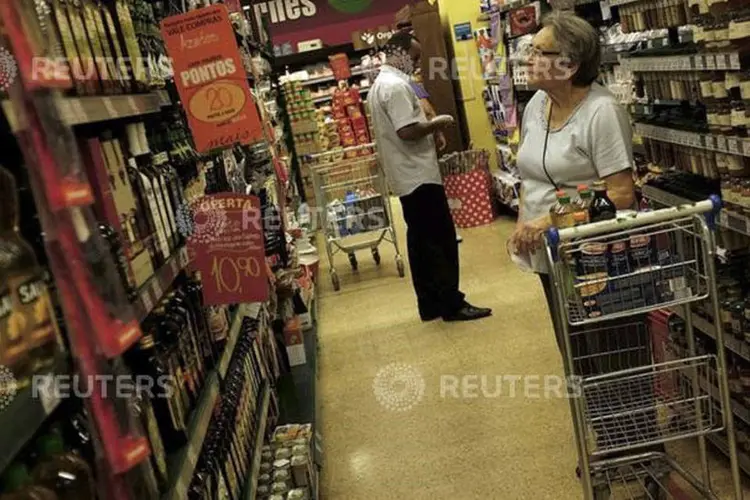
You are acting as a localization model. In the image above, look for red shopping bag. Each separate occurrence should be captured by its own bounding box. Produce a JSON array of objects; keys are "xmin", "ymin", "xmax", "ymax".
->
[{"xmin": 443, "ymin": 168, "xmax": 495, "ymax": 228}]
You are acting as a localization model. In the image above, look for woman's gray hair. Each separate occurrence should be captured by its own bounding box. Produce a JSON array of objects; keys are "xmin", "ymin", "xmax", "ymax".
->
[{"xmin": 542, "ymin": 11, "xmax": 601, "ymax": 87}]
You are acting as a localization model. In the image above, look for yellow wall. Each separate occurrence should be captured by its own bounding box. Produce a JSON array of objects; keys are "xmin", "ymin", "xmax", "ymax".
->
[{"xmin": 435, "ymin": 0, "xmax": 498, "ymax": 167}]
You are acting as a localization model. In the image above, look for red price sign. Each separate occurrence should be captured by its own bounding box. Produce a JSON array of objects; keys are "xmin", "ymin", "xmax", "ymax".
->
[
  {"xmin": 188, "ymin": 194, "xmax": 269, "ymax": 305},
  {"xmin": 161, "ymin": 5, "xmax": 263, "ymax": 152}
]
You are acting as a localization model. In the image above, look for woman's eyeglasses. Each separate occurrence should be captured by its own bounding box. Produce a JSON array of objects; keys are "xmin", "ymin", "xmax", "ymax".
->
[{"xmin": 528, "ymin": 47, "xmax": 562, "ymax": 58}]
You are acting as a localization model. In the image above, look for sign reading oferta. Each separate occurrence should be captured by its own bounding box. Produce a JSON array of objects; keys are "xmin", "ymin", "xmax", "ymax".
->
[{"xmin": 252, "ymin": 0, "xmax": 410, "ymax": 48}]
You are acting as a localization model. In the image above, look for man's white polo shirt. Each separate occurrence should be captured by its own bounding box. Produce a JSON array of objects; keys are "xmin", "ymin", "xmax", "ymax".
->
[{"xmin": 368, "ymin": 65, "xmax": 442, "ymax": 197}]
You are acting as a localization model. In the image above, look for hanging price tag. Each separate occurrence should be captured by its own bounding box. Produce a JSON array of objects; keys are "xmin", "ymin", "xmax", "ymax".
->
[
  {"xmin": 125, "ymin": 96, "xmax": 139, "ymax": 115},
  {"xmin": 716, "ymin": 135, "xmax": 728, "ymax": 152},
  {"xmin": 728, "ymin": 138, "xmax": 741, "ymax": 155},
  {"xmin": 743, "ymin": 140, "xmax": 750, "ymax": 157},
  {"xmin": 703, "ymin": 135, "xmax": 715, "ymax": 149},
  {"xmin": 35, "ymin": 373, "xmax": 61, "ymax": 415},
  {"xmin": 731, "ymin": 52, "xmax": 741, "ymax": 70},
  {"xmin": 141, "ymin": 290, "xmax": 154, "ymax": 314},
  {"xmin": 102, "ymin": 97, "xmax": 117, "ymax": 118},
  {"xmin": 720, "ymin": 210, "xmax": 729, "ymax": 228},
  {"xmin": 707, "ymin": 55, "xmax": 717, "ymax": 69},
  {"xmin": 151, "ymin": 279, "xmax": 163, "ymax": 303}
]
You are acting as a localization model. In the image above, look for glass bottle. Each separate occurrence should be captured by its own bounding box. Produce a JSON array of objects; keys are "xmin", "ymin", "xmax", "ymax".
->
[
  {"xmin": 1, "ymin": 464, "xmax": 58, "ymax": 500},
  {"xmin": 31, "ymin": 430, "xmax": 96, "ymax": 500},
  {"xmin": 588, "ymin": 181, "xmax": 617, "ymax": 222},
  {"xmin": 0, "ymin": 167, "xmax": 62, "ymax": 380}
]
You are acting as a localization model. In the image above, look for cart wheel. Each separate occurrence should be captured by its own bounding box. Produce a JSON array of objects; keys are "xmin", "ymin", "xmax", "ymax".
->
[
  {"xmin": 396, "ymin": 257, "xmax": 405, "ymax": 278},
  {"xmin": 592, "ymin": 485, "xmax": 611, "ymax": 500},
  {"xmin": 372, "ymin": 248, "xmax": 381, "ymax": 265},
  {"xmin": 331, "ymin": 272, "xmax": 340, "ymax": 291},
  {"xmin": 348, "ymin": 253, "xmax": 358, "ymax": 271},
  {"xmin": 645, "ymin": 477, "xmax": 667, "ymax": 500}
]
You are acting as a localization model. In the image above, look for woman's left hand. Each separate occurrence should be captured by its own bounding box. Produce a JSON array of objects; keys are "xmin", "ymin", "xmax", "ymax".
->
[
  {"xmin": 435, "ymin": 131, "xmax": 447, "ymax": 152},
  {"xmin": 509, "ymin": 216, "xmax": 552, "ymax": 255}
]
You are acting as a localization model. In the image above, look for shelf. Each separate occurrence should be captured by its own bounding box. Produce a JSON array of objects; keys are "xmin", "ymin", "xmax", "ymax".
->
[
  {"xmin": 642, "ymin": 184, "xmax": 750, "ymax": 238},
  {"xmin": 244, "ymin": 382, "xmax": 271, "ymax": 500},
  {"xmin": 635, "ymin": 123, "xmax": 750, "ymax": 157},
  {"xmin": 163, "ymin": 372, "xmax": 221, "ymax": 500},
  {"xmin": 609, "ymin": 0, "xmax": 644, "ymax": 5},
  {"xmin": 3, "ymin": 92, "xmax": 173, "ymax": 133},
  {"xmin": 134, "ymin": 247, "xmax": 190, "ymax": 323},
  {"xmin": 299, "ymin": 67, "xmax": 367, "ymax": 87},
  {"xmin": 706, "ymin": 433, "xmax": 750, "ymax": 477},
  {"xmin": 312, "ymin": 86, "xmax": 370, "ymax": 104},
  {"xmin": 670, "ymin": 307, "xmax": 750, "ymax": 362},
  {"xmin": 163, "ymin": 301, "xmax": 262, "ymax": 499},
  {"xmin": 0, "ymin": 354, "xmax": 69, "ymax": 475},
  {"xmin": 621, "ymin": 52, "xmax": 740, "ymax": 72},
  {"xmin": 217, "ymin": 303, "xmax": 263, "ymax": 379}
]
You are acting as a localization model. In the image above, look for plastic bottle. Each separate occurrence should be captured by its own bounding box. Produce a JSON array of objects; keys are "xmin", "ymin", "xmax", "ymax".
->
[
  {"xmin": 550, "ymin": 190, "xmax": 576, "ymax": 228},
  {"xmin": 574, "ymin": 185, "xmax": 593, "ymax": 222}
]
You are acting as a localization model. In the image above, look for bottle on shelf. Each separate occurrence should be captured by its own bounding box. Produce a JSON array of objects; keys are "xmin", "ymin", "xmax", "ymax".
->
[
  {"xmin": 31, "ymin": 429, "xmax": 96, "ymax": 500},
  {"xmin": 0, "ymin": 464, "xmax": 58, "ymax": 500},
  {"xmin": 126, "ymin": 331, "xmax": 188, "ymax": 454},
  {"xmin": 99, "ymin": 223, "xmax": 138, "ymax": 301},
  {"xmin": 0, "ymin": 167, "xmax": 63, "ymax": 386}
]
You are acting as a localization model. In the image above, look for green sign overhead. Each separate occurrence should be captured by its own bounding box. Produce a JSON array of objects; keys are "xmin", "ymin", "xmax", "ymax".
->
[{"xmin": 328, "ymin": 0, "xmax": 373, "ymax": 14}]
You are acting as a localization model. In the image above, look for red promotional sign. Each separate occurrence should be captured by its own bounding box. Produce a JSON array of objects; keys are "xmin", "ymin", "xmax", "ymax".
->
[
  {"xmin": 161, "ymin": 5, "xmax": 263, "ymax": 153},
  {"xmin": 188, "ymin": 194, "xmax": 269, "ymax": 305}
]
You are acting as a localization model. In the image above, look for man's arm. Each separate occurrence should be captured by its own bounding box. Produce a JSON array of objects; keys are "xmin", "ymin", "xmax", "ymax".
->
[{"xmin": 397, "ymin": 121, "xmax": 443, "ymax": 141}]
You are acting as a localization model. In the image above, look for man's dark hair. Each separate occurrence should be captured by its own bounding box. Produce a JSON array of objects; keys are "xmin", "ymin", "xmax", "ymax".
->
[{"xmin": 383, "ymin": 30, "xmax": 419, "ymax": 56}]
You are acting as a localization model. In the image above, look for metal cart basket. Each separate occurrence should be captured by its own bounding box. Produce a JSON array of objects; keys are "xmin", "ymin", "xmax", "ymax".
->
[
  {"xmin": 305, "ymin": 143, "xmax": 404, "ymax": 291},
  {"xmin": 544, "ymin": 198, "xmax": 743, "ymax": 500}
]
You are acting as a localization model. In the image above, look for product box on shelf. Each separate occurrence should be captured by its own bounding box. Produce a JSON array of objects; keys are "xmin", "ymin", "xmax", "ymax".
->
[
  {"xmin": 97, "ymin": 136, "xmax": 156, "ymax": 286},
  {"xmin": 283, "ymin": 316, "xmax": 306, "ymax": 366}
]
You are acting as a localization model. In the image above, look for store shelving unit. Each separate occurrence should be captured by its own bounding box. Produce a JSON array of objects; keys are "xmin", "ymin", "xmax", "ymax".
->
[
  {"xmin": 0, "ymin": 354, "xmax": 70, "ymax": 475},
  {"xmin": 2, "ymin": 92, "xmax": 174, "ymax": 133},
  {"xmin": 642, "ymin": 184, "xmax": 750, "ymax": 238},
  {"xmin": 162, "ymin": 302, "xmax": 262, "ymax": 500},
  {"xmin": 621, "ymin": 52, "xmax": 740, "ymax": 72},
  {"xmin": 313, "ymin": 86, "xmax": 371, "ymax": 104},
  {"xmin": 133, "ymin": 247, "xmax": 189, "ymax": 322},
  {"xmin": 243, "ymin": 381, "xmax": 271, "ymax": 500},
  {"xmin": 636, "ymin": 123, "xmax": 750, "ymax": 157}
]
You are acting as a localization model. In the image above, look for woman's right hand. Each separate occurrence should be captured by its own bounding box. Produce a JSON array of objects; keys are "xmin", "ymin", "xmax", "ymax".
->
[{"xmin": 509, "ymin": 217, "xmax": 550, "ymax": 256}]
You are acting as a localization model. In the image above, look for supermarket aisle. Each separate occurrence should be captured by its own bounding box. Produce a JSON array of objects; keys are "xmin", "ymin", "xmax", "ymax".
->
[
  {"xmin": 314, "ymin": 202, "xmax": 747, "ymax": 500},
  {"xmin": 315, "ymin": 202, "xmax": 579, "ymax": 499}
]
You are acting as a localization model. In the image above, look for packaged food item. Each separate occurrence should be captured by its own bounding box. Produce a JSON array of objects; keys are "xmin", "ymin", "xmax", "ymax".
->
[{"xmin": 550, "ymin": 190, "xmax": 575, "ymax": 228}]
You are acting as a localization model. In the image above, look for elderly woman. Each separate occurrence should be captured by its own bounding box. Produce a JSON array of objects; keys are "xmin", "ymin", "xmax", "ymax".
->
[
  {"xmin": 510, "ymin": 12, "xmax": 666, "ymax": 493},
  {"xmin": 509, "ymin": 11, "xmax": 636, "ymax": 340}
]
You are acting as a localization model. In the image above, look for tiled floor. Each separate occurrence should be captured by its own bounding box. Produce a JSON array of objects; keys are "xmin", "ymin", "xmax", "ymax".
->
[{"xmin": 315, "ymin": 202, "xmax": 748, "ymax": 499}]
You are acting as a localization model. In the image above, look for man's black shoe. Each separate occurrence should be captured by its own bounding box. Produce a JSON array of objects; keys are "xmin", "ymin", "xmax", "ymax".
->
[
  {"xmin": 443, "ymin": 303, "xmax": 492, "ymax": 322},
  {"xmin": 420, "ymin": 312, "xmax": 441, "ymax": 322}
]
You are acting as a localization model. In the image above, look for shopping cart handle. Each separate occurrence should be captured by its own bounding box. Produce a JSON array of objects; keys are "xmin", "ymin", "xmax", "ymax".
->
[{"xmin": 546, "ymin": 196, "xmax": 721, "ymax": 246}]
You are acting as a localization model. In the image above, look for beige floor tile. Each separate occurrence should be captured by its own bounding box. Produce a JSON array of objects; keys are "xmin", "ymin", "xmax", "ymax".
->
[{"xmin": 315, "ymin": 201, "xmax": 748, "ymax": 499}]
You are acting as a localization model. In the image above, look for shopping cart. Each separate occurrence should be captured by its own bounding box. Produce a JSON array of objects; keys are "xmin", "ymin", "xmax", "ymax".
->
[
  {"xmin": 305, "ymin": 143, "xmax": 405, "ymax": 291},
  {"xmin": 544, "ymin": 197, "xmax": 743, "ymax": 500}
]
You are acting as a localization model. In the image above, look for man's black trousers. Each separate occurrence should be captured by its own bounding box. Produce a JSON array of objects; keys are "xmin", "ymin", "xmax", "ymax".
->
[{"xmin": 399, "ymin": 183, "xmax": 465, "ymax": 318}]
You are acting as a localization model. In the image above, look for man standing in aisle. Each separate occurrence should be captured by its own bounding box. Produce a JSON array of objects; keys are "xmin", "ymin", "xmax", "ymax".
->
[{"xmin": 369, "ymin": 30, "xmax": 492, "ymax": 322}]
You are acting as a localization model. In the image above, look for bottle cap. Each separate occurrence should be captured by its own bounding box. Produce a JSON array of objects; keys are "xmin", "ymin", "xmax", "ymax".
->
[
  {"xmin": 592, "ymin": 180, "xmax": 607, "ymax": 189},
  {"xmin": 577, "ymin": 184, "xmax": 588, "ymax": 192},
  {"xmin": 555, "ymin": 190, "xmax": 566, "ymax": 198},
  {"xmin": 36, "ymin": 432, "xmax": 65, "ymax": 457},
  {"xmin": 2, "ymin": 463, "xmax": 31, "ymax": 490}
]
